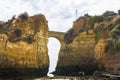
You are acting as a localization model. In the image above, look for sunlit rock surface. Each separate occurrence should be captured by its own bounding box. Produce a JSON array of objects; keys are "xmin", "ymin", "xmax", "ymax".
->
[
  {"xmin": 0, "ymin": 10, "xmax": 120, "ymax": 77},
  {"xmin": 94, "ymin": 15, "xmax": 120, "ymax": 71},
  {"xmin": 56, "ymin": 30, "xmax": 98, "ymax": 75},
  {"xmin": 0, "ymin": 13, "xmax": 49, "ymax": 77},
  {"xmin": 55, "ymin": 11, "xmax": 120, "ymax": 76}
]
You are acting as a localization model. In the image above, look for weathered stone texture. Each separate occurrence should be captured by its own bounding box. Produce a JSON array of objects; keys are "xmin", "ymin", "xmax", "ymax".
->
[
  {"xmin": 56, "ymin": 30, "xmax": 98, "ymax": 75},
  {"xmin": 0, "ymin": 14, "xmax": 49, "ymax": 76}
]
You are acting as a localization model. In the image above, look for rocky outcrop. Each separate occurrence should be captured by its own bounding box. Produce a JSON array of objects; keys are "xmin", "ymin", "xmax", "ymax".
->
[
  {"xmin": 55, "ymin": 10, "xmax": 120, "ymax": 76},
  {"xmin": 0, "ymin": 13, "xmax": 49, "ymax": 77},
  {"xmin": 55, "ymin": 30, "xmax": 98, "ymax": 75},
  {"xmin": 95, "ymin": 16, "xmax": 120, "ymax": 72},
  {"xmin": 64, "ymin": 17, "xmax": 90, "ymax": 44},
  {"xmin": 0, "ymin": 10, "xmax": 120, "ymax": 77}
]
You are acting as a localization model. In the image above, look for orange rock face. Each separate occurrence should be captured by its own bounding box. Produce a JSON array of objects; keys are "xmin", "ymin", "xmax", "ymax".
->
[
  {"xmin": 0, "ymin": 13, "xmax": 49, "ymax": 76},
  {"xmin": 94, "ymin": 38, "xmax": 106, "ymax": 67},
  {"xmin": 73, "ymin": 17, "xmax": 89, "ymax": 34},
  {"xmin": 56, "ymin": 30, "xmax": 98, "ymax": 75}
]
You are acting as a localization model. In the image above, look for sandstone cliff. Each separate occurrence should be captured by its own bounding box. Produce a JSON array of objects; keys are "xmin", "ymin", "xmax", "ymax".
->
[
  {"xmin": 56, "ymin": 30, "xmax": 98, "ymax": 75},
  {"xmin": 0, "ymin": 10, "xmax": 120, "ymax": 77},
  {"xmin": 55, "ymin": 10, "xmax": 120, "ymax": 75},
  {"xmin": 0, "ymin": 12, "xmax": 49, "ymax": 77},
  {"xmin": 96, "ymin": 15, "xmax": 120, "ymax": 72}
]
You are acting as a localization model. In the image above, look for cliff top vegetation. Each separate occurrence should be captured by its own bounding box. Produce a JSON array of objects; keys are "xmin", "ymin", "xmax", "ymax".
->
[{"xmin": 64, "ymin": 10, "xmax": 120, "ymax": 53}]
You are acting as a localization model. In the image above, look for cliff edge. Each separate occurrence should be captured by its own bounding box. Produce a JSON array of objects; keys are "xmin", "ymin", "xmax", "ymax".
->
[
  {"xmin": 55, "ymin": 10, "xmax": 120, "ymax": 75},
  {"xmin": 0, "ymin": 12, "xmax": 49, "ymax": 77}
]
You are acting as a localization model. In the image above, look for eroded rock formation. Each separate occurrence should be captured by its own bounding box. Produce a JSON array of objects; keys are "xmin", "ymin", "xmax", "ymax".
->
[
  {"xmin": 0, "ymin": 13, "xmax": 49, "ymax": 77},
  {"xmin": 55, "ymin": 10, "xmax": 120, "ymax": 75},
  {"xmin": 56, "ymin": 30, "xmax": 98, "ymax": 75},
  {"xmin": 0, "ymin": 10, "xmax": 120, "ymax": 77},
  {"xmin": 96, "ymin": 16, "xmax": 120, "ymax": 73},
  {"xmin": 54, "ymin": 16, "xmax": 98, "ymax": 75}
]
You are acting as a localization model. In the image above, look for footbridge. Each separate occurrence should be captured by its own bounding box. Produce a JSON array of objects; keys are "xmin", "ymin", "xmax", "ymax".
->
[{"xmin": 49, "ymin": 31, "xmax": 65, "ymax": 44}]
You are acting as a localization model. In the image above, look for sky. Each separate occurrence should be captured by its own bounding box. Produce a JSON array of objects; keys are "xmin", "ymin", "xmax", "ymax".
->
[
  {"xmin": 0, "ymin": 0, "xmax": 120, "ymax": 32},
  {"xmin": 0, "ymin": 0, "xmax": 120, "ymax": 76},
  {"xmin": 47, "ymin": 38, "xmax": 61, "ymax": 77}
]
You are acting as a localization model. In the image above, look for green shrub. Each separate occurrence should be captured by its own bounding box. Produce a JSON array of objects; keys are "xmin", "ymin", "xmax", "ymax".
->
[
  {"xmin": 18, "ymin": 12, "xmax": 28, "ymax": 20},
  {"xmin": 89, "ymin": 16, "xmax": 104, "ymax": 28},
  {"xmin": 118, "ymin": 9, "xmax": 120, "ymax": 15},
  {"xmin": 111, "ymin": 40, "xmax": 120, "ymax": 52},
  {"xmin": 106, "ymin": 23, "xmax": 115, "ymax": 31},
  {"xmin": 64, "ymin": 28, "xmax": 77, "ymax": 44},
  {"xmin": 115, "ymin": 17, "xmax": 120, "ymax": 24},
  {"xmin": 95, "ymin": 33, "xmax": 100, "ymax": 44},
  {"xmin": 109, "ymin": 25, "xmax": 120, "ymax": 39},
  {"xmin": 84, "ymin": 13, "xmax": 90, "ymax": 17},
  {"xmin": 105, "ymin": 24, "xmax": 120, "ymax": 53},
  {"xmin": 102, "ymin": 11, "xmax": 116, "ymax": 17}
]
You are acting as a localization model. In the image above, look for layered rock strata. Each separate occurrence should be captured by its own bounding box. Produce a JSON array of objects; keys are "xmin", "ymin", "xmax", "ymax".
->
[{"xmin": 0, "ymin": 13, "xmax": 49, "ymax": 77}]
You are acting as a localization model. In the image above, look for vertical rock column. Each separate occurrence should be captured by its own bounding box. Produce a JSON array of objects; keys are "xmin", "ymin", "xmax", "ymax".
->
[
  {"xmin": 34, "ymin": 14, "xmax": 49, "ymax": 72},
  {"xmin": 0, "ymin": 34, "xmax": 8, "ymax": 68}
]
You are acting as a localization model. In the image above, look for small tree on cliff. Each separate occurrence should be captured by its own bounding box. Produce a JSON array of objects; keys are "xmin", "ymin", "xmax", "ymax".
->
[
  {"xmin": 18, "ymin": 12, "xmax": 29, "ymax": 20},
  {"xmin": 118, "ymin": 9, "xmax": 120, "ymax": 15},
  {"xmin": 84, "ymin": 13, "xmax": 90, "ymax": 17},
  {"xmin": 89, "ymin": 16, "xmax": 104, "ymax": 28}
]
